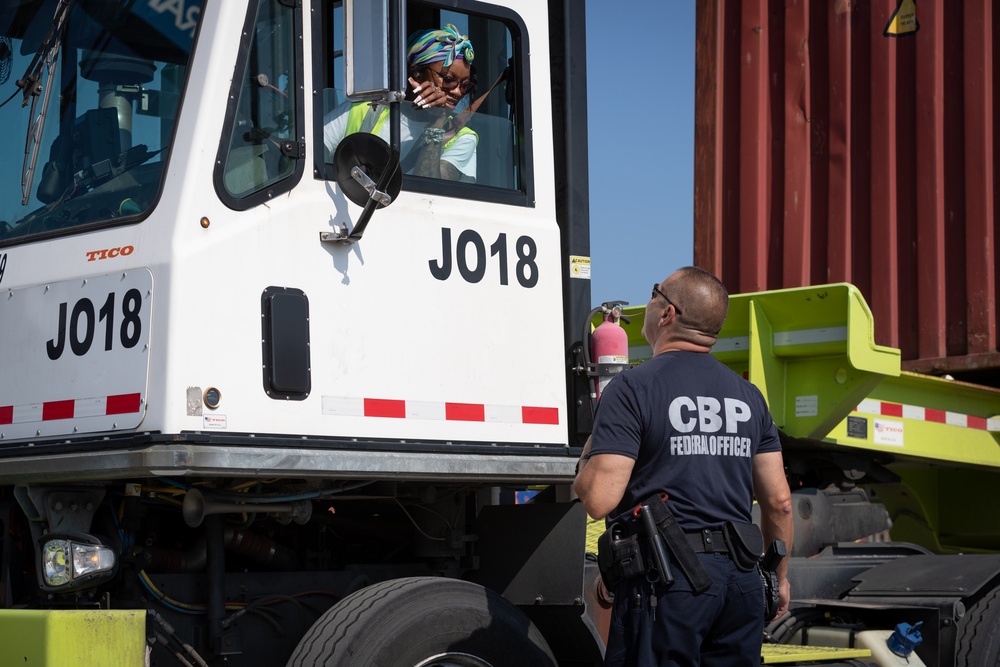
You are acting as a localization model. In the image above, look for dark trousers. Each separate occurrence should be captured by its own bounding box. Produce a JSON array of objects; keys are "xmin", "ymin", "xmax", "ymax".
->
[{"xmin": 604, "ymin": 552, "xmax": 764, "ymax": 667}]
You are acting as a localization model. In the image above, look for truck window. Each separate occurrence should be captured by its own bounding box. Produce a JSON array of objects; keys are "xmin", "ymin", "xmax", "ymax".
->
[
  {"xmin": 0, "ymin": 2, "xmax": 201, "ymax": 245},
  {"xmin": 314, "ymin": 0, "xmax": 532, "ymax": 206},
  {"xmin": 215, "ymin": 0, "xmax": 304, "ymax": 209}
]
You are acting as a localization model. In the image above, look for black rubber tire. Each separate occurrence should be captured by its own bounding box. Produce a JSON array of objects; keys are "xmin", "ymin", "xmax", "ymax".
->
[
  {"xmin": 956, "ymin": 586, "xmax": 1000, "ymax": 666},
  {"xmin": 285, "ymin": 576, "xmax": 557, "ymax": 667}
]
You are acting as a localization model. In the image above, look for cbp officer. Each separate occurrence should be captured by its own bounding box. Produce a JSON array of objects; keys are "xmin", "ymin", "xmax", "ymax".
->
[{"xmin": 574, "ymin": 266, "xmax": 794, "ymax": 667}]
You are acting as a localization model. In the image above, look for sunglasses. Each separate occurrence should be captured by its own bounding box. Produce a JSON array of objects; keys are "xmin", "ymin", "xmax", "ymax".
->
[
  {"xmin": 652, "ymin": 284, "xmax": 682, "ymax": 315},
  {"xmin": 426, "ymin": 67, "xmax": 476, "ymax": 93}
]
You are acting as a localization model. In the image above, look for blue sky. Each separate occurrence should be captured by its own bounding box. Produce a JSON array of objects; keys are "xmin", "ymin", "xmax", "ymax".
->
[{"xmin": 585, "ymin": 1, "xmax": 696, "ymax": 308}]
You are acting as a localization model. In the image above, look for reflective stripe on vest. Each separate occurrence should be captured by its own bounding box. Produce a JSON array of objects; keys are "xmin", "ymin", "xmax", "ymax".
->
[{"xmin": 346, "ymin": 103, "xmax": 389, "ymax": 136}]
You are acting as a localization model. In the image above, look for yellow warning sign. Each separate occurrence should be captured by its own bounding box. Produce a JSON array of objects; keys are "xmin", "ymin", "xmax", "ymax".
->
[
  {"xmin": 884, "ymin": 0, "xmax": 919, "ymax": 37},
  {"xmin": 569, "ymin": 255, "xmax": 591, "ymax": 280}
]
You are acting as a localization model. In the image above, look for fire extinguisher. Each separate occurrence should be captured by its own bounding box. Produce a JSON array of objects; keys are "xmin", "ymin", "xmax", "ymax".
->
[{"xmin": 588, "ymin": 302, "xmax": 630, "ymax": 404}]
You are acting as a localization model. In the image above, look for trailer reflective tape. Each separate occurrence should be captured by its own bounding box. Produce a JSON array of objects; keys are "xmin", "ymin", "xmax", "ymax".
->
[
  {"xmin": 773, "ymin": 326, "xmax": 847, "ymax": 346},
  {"xmin": 407, "ymin": 401, "xmax": 447, "ymax": 420},
  {"xmin": 522, "ymin": 406, "xmax": 560, "ymax": 425},
  {"xmin": 43, "ymin": 400, "xmax": 75, "ymax": 421},
  {"xmin": 856, "ymin": 398, "xmax": 1000, "ymax": 431},
  {"xmin": 321, "ymin": 396, "xmax": 363, "ymax": 416},
  {"xmin": 486, "ymin": 404, "xmax": 521, "ymax": 423},
  {"xmin": 716, "ymin": 326, "xmax": 848, "ymax": 354},
  {"xmin": 107, "ymin": 393, "xmax": 142, "ymax": 415},
  {"xmin": 364, "ymin": 398, "xmax": 406, "ymax": 419},
  {"xmin": 446, "ymin": 402, "xmax": 485, "ymax": 422},
  {"xmin": 0, "ymin": 393, "xmax": 143, "ymax": 424},
  {"xmin": 322, "ymin": 396, "xmax": 559, "ymax": 425}
]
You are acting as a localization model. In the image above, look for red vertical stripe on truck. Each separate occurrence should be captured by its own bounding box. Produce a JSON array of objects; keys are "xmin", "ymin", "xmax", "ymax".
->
[
  {"xmin": 880, "ymin": 402, "xmax": 903, "ymax": 418},
  {"xmin": 42, "ymin": 400, "xmax": 74, "ymax": 421},
  {"xmin": 0, "ymin": 406, "xmax": 12, "ymax": 425},
  {"xmin": 445, "ymin": 403, "xmax": 485, "ymax": 422},
  {"xmin": 106, "ymin": 393, "xmax": 142, "ymax": 415},
  {"xmin": 522, "ymin": 406, "xmax": 559, "ymax": 425},
  {"xmin": 364, "ymin": 398, "xmax": 406, "ymax": 419},
  {"xmin": 924, "ymin": 409, "xmax": 947, "ymax": 424},
  {"xmin": 968, "ymin": 416, "xmax": 988, "ymax": 431}
]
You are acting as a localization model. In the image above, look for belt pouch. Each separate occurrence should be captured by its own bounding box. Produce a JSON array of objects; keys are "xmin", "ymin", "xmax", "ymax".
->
[
  {"xmin": 597, "ymin": 523, "xmax": 646, "ymax": 589},
  {"xmin": 723, "ymin": 521, "xmax": 764, "ymax": 572}
]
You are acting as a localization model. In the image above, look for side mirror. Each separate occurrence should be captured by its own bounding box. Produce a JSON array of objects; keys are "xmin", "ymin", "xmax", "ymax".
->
[
  {"xmin": 322, "ymin": 133, "xmax": 401, "ymax": 245},
  {"xmin": 344, "ymin": 0, "xmax": 405, "ymax": 102},
  {"xmin": 333, "ymin": 133, "xmax": 402, "ymax": 210}
]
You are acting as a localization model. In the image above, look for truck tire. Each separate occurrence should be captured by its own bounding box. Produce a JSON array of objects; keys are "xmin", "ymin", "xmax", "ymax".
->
[
  {"xmin": 285, "ymin": 576, "xmax": 557, "ymax": 667},
  {"xmin": 956, "ymin": 586, "xmax": 1000, "ymax": 666}
]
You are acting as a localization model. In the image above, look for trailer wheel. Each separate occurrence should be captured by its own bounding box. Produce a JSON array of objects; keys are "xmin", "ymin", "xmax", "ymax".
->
[
  {"xmin": 285, "ymin": 576, "xmax": 557, "ymax": 667},
  {"xmin": 956, "ymin": 586, "xmax": 1000, "ymax": 666}
]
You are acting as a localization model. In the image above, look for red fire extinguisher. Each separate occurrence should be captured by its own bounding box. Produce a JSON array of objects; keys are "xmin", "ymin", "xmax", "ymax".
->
[{"xmin": 590, "ymin": 304, "xmax": 629, "ymax": 403}]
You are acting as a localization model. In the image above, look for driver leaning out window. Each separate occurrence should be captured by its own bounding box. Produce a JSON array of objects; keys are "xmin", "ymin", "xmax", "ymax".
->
[{"xmin": 324, "ymin": 24, "xmax": 478, "ymax": 183}]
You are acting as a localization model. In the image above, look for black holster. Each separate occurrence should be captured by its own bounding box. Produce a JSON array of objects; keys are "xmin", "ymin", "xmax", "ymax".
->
[
  {"xmin": 596, "ymin": 522, "xmax": 646, "ymax": 589},
  {"xmin": 722, "ymin": 521, "xmax": 764, "ymax": 572}
]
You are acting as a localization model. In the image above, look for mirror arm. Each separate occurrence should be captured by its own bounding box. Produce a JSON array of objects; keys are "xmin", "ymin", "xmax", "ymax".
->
[
  {"xmin": 349, "ymin": 166, "xmax": 393, "ymax": 208},
  {"xmin": 326, "ymin": 0, "xmax": 405, "ymax": 245},
  {"xmin": 343, "ymin": 146, "xmax": 399, "ymax": 244}
]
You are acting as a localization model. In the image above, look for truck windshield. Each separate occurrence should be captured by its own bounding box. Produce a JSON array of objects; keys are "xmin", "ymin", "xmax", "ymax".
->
[{"xmin": 0, "ymin": 0, "xmax": 200, "ymax": 245}]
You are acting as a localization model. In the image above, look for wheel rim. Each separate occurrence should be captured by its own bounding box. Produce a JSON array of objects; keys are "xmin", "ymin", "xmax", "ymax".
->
[{"xmin": 412, "ymin": 652, "xmax": 494, "ymax": 667}]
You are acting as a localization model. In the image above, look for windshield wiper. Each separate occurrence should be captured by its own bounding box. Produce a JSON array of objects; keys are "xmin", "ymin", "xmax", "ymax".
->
[{"xmin": 17, "ymin": 0, "xmax": 74, "ymax": 205}]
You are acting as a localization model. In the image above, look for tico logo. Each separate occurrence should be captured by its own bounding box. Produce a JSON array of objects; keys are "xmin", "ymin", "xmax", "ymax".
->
[{"xmin": 86, "ymin": 246, "xmax": 134, "ymax": 262}]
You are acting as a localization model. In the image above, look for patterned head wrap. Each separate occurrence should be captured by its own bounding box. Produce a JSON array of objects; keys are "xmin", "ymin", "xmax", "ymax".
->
[{"xmin": 407, "ymin": 24, "xmax": 474, "ymax": 69}]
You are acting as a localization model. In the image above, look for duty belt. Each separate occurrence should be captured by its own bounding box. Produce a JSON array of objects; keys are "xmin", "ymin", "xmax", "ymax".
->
[
  {"xmin": 686, "ymin": 529, "xmax": 727, "ymax": 554},
  {"xmin": 639, "ymin": 494, "xmax": 713, "ymax": 594}
]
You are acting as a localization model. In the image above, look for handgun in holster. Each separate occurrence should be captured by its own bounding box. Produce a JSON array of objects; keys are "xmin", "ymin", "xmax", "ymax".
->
[
  {"xmin": 759, "ymin": 538, "xmax": 787, "ymax": 620},
  {"xmin": 638, "ymin": 502, "xmax": 674, "ymax": 586}
]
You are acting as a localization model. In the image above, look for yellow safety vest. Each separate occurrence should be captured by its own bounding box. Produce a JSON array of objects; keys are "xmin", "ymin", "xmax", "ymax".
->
[{"xmin": 345, "ymin": 103, "xmax": 477, "ymax": 150}]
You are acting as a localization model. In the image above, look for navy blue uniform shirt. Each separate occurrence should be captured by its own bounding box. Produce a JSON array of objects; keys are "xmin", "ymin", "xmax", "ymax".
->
[{"xmin": 588, "ymin": 350, "xmax": 781, "ymax": 529}]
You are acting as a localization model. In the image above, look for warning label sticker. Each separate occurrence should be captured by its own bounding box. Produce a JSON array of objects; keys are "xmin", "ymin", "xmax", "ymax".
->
[
  {"xmin": 884, "ymin": 0, "xmax": 919, "ymax": 37},
  {"xmin": 569, "ymin": 255, "xmax": 591, "ymax": 280}
]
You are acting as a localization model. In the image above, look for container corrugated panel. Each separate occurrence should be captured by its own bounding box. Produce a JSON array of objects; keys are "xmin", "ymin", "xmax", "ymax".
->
[{"xmin": 693, "ymin": 0, "xmax": 998, "ymax": 383}]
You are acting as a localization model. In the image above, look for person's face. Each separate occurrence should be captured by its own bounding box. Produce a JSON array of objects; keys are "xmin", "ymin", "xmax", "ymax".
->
[
  {"xmin": 642, "ymin": 280, "xmax": 664, "ymax": 345},
  {"xmin": 642, "ymin": 276, "xmax": 679, "ymax": 345},
  {"xmin": 420, "ymin": 59, "xmax": 473, "ymax": 108}
]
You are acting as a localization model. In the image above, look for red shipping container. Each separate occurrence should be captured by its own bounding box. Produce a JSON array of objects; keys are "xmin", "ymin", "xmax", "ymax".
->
[{"xmin": 694, "ymin": 0, "xmax": 998, "ymax": 384}]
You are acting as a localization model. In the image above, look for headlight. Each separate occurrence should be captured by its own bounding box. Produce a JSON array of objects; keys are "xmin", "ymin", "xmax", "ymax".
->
[{"xmin": 38, "ymin": 534, "xmax": 117, "ymax": 592}]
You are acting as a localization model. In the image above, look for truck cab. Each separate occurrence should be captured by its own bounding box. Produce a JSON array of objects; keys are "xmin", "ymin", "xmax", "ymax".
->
[{"xmin": 0, "ymin": 1, "xmax": 600, "ymax": 665}]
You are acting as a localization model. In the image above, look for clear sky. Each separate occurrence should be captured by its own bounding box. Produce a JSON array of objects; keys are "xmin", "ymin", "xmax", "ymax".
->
[{"xmin": 585, "ymin": 1, "xmax": 696, "ymax": 309}]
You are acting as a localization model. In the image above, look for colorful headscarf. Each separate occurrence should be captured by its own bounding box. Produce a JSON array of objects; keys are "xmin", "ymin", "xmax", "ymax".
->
[{"xmin": 406, "ymin": 24, "xmax": 474, "ymax": 69}]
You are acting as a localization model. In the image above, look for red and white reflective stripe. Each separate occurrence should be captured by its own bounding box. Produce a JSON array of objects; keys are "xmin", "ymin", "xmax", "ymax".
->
[
  {"xmin": 0, "ymin": 393, "xmax": 142, "ymax": 425},
  {"xmin": 856, "ymin": 398, "xmax": 1000, "ymax": 432},
  {"xmin": 321, "ymin": 396, "xmax": 559, "ymax": 425}
]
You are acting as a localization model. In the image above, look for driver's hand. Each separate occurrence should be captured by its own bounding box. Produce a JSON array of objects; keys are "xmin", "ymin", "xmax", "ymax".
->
[{"xmin": 409, "ymin": 76, "xmax": 450, "ymax": 109}]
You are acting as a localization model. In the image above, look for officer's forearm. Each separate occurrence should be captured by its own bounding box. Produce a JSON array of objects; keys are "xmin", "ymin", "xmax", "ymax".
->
[
  {"xmin": 572, "ymin": 462, "xmax": 606, "ymax": 519},
  {"xmin": 573, "ymin": 450, "xmax": 633, "ymax": 520},
  {"xmin": 759, "ymin": 501, "xmax": 794, "ymax": 581}
]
